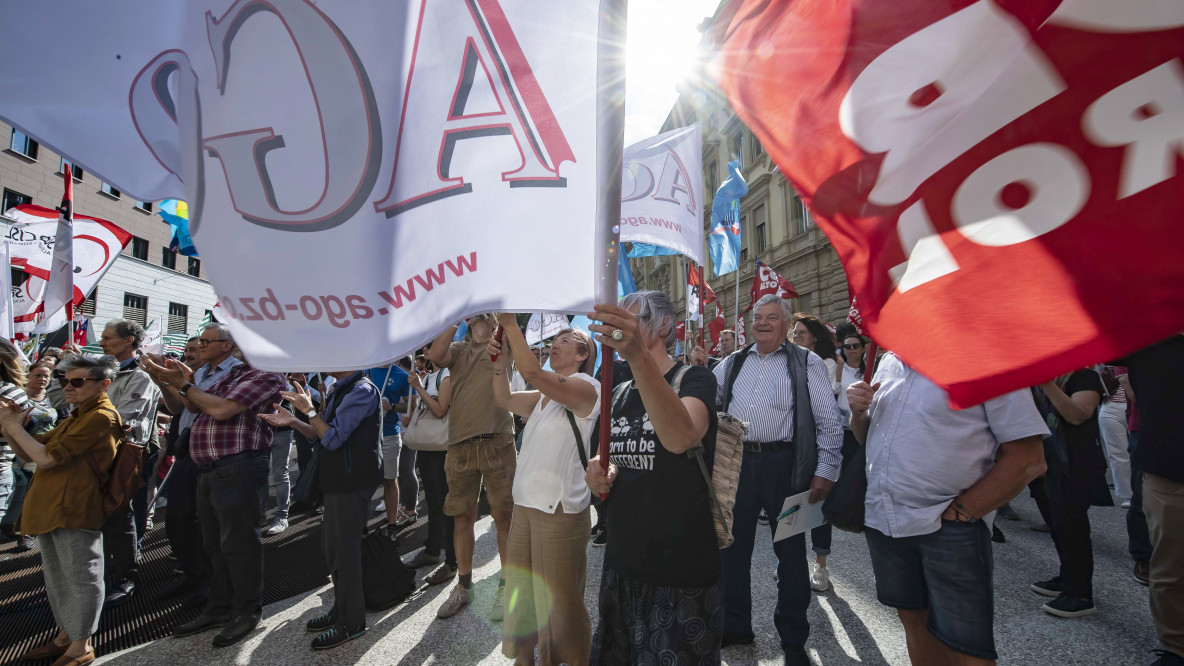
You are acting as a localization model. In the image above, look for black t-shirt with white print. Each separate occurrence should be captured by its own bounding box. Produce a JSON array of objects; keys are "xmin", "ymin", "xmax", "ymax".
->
[{"xmin": 604, "ymin": 362, "xmax": 720, "ymax": 588}]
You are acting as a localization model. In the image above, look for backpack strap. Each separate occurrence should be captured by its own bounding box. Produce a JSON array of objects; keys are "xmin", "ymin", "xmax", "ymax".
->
[
  {"xmin": 722, "ymin": 344, "xmax": 754, "ymax": 411},
  {"xmin": 565, "ymin": 409, "xmax": 588, "ymax": 470}
]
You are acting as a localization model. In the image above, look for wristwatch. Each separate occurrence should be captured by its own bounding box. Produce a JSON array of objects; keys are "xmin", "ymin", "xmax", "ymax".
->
[
  {"xmin": 307, "ymin": 409, "xmax": 318, "ymax": 419},
  {"xmin": 178, "ymin": 382, "xmax": 195, "ymax": 397}
]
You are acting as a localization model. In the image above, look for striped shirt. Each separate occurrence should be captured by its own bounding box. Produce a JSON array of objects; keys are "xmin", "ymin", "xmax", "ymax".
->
[
  {"xmin": 713, "ymin": 345, "xmax": 845, "ymax": 481},
  {"xmin": 0, "ymin": 382, "xmax": 31, "ymax": 466}
]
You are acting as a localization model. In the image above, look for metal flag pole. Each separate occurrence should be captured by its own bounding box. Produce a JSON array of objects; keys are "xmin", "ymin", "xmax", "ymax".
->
[
  {"xmin": 594, "ymin": 0, "xmax": 628, "ymax": 475},
  {"xmin": 697, "ymin": 265, "xmax": 706, "ymax": 350},
  {"xmin": 683, "ymin": 257, "xmax": 691, "ymax": 358}
]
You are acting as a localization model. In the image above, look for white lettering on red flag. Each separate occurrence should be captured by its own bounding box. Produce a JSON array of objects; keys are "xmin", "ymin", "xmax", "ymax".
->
[
  {"xmin": 719, "ymin": 0, "xmax": 1184, "ymax": 406},
  {"xmin": 0, "ymin": 1, "xmax": 605, "ymax": 370}
]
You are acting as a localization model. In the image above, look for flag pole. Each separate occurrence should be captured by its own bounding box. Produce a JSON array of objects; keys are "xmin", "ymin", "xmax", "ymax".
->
[
  {"xmin": 697, "ymin": 265, "xmax": 706, "ymax": 350},
  {"xmin": 594, "ymin": 0, "xmax": 627, "ymax": 475}
]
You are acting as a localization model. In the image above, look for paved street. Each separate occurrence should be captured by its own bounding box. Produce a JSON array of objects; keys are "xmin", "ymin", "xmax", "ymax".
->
[{"xmin": 97, "ymin": 493, "xmax": 1158, "ymax": 665}]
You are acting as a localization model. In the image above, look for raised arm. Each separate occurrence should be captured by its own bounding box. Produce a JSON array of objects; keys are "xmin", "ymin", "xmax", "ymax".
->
[
  {"xmin": 487, "ymin": 327, "xmax": 541, "ymax": 419},
  {"xmin": 496, "ymin": 314, "xmax": 597, "ymax": 417},
  {"xmin": 426, "ymin": 325, "xmax": 458, "ymax": 368}
]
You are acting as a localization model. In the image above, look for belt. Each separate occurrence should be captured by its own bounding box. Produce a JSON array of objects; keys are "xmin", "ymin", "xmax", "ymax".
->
[
  {"xmin": 742, "ymin": 440, "xmax": 794, "ymax": 453},
  {"xmin": 195, "ymin": 448, "xmax": 267, "ymax": 473},
  {"xmin": 462, "ymin": 433, "xmax": 503, "ymax": 444}
]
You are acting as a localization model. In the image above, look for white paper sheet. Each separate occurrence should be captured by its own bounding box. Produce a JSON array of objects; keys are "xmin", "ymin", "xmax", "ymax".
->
[{"xmin": 772, "ymin": 490, "xmax": 827, "ymax": 542}]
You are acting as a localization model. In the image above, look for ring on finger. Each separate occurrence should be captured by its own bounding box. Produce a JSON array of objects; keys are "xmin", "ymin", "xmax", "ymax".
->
[{"xmin": 611, "ymin": 329, "xmax": 624, "ymax": 341}]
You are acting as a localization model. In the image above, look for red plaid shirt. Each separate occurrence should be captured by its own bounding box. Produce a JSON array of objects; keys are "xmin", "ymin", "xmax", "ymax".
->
[{"xmin": 188, "ymin": 366, "xmax": 286, "ymax": 465}]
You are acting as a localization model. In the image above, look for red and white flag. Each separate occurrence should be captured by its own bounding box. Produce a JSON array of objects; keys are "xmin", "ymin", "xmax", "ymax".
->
[
  {"xmin": 687, "ymin": 264, "xmax": 717, "ymax": 322},
  {"xmin": 37, "ymin": 167, "xmax": 75, "ymax": 332},
  {"xmin": 707, "ymin": 302, "xmax": 727, "ymax": 355},
  {"xmin": 735, "ymin": 312, "xmax": 747, "ymax": 347},
  {"xmin": 718, "ymin": 1, "xmax": 1184, "ymax": 406},
  {"xmin": 747, "ymin": 260, "xmax": 797, "ymax": 310}
]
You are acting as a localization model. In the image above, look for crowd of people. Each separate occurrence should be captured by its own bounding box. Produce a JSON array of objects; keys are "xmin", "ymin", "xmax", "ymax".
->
[{"xmin": 0, "ymin": 291, "xmax": 1179, "ymax": 666}]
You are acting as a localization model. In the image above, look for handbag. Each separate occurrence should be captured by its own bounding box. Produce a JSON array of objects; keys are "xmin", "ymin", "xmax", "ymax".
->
[
  {"xmin": 822, "ymin": 441, "xmax": 867, "ymax": 533},
  {"xmin": 405, "ymin": 372, "xmax": 449, "ymax": 452},
  {"xmin": 291, "ymin": 445, "xmax": 322, "ymax": 506}
]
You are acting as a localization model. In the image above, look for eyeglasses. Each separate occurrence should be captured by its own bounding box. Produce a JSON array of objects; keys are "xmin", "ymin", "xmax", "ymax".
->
[
  {"xmin": 791, "ymin": 330, "xmax": 808, "ymax": 338},
  {"xmin": 842, "ymin": 343, "xmax": 864, "ymax": 350},
  {"xmin": 58, "ymin": 377, "xmax": 102, "ymax": 388},
  {"xmin": 198, "ymin": 338, "xmax": 230, "ymax": 346}
]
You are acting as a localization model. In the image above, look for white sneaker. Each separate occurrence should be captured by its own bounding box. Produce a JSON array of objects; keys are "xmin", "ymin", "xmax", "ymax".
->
[
  {"xmin": 375, "ymin": 500, "xmax": 386, "ymax": 512},
  {"xmin": 1120, "ymin": 499, "xmax": 1132, "ymax": 509},
  {"xmin": 264, "ymin": 519, "xmax": 289, "ymax": 536},
  {"xmin": 436, "ymin": 584, "xmax": 472, "ymax": 619},
  {"xmin": 490, "ymin": 584, "xmax": 505, "ymax": 622},
  {"xmin": 810, "ymin": 562, "xmax": 830, "ymax": 592}
]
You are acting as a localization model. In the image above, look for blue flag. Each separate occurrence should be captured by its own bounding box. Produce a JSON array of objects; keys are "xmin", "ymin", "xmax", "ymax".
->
[
  {"xmin": 157, "ymin": 199, "xmax": 198, "ymax": 257},
  {"xmin": 627, "ymin": 242, "xmax": 679, "ymax": 258},
  {"xmin": 618, "ymin": 250, "xmax": 636, "ymax": 297},
  {"xmin": 708, "ymin": 161, "xmax": 748, "ymax": 276}
]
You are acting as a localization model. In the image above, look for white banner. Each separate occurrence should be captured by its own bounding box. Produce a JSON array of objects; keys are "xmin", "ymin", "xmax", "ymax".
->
[
  {"xmin": 142, "ymin": 319, "xmax": 165, "ymax": 355},
  {"xmin": 0, "ymin": 1, "xmax": 610, "ymax": 371},
  {"xmin": 0, "ymin": 243, "xmax": 12, "ymax": 340},
  {"xmin": 525, "ymin": 312, "xmax": 569, "ymax": 345},
  {"xmin": 619, "ymin": 124, "xmax": 703, "ymax": 263}
]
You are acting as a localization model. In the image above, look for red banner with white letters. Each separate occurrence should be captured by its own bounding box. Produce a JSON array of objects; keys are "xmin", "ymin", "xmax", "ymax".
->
[
  {"xmin": 747, "ymin": 260, "xmax": 797, "ymax": 311},
  {"xmin": 719, "ymin": 0, "xmax": 1184, "ymax": 406}
]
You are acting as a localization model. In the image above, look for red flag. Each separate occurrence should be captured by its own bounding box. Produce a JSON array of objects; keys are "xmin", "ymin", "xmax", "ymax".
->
[
  {"xmin": 73, "ymin": 318, "xmax": 89, "ymax": 346},
  {"xmin": 718, "ymin": 1, "xmax": 1184, "ymax": 406},
  {"xmin": 747, "ymin": 261, "xmax": 797, "ymax": 310},
  {"xmin": 688, "ymin": 265, "xmax": 717, "ymax": 305},
  {"xmin": 735, "ymin": 312, "xmax": 747, "ymax": 346},
  {"xmin": 707, "ymin": 303, "xmax": 727, "ymax": 354},
  {"xmin": 675, "ymin": 320, "xmax": 686, "ymax": 341}
]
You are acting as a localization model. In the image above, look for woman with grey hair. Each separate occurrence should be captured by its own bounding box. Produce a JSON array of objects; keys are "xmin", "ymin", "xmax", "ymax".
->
[
  {"xmin": 584, "ymin": 290, "xmax": 723, "ymax": 663},
  {"xmin": 0, "ymin": 354, "xmax": 121, "ymax": 666}
]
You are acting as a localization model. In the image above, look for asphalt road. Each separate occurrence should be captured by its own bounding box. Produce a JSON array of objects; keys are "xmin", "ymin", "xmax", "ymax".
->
[{"xmin": 97, "ymin": 492, "xmax": 1159, "ymax": 665}]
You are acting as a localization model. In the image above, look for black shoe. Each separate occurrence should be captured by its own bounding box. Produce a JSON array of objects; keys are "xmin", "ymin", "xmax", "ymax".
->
[
  {"xmin": 991, "ymin": 524, "xmax": 1006, "ymax": 543},
  {"xmin": 15, "ymin": 535, "xmax": 34, "ymax": 551},
  {"xmin": 592, "ymin": 530, "xmax": 607, "ymax": 548},
  {"xmin": 212, "ymin": 613, "xmax": 261, "ymax": 647},
  {"xmin": 104, "ymin": 578, "xmax": 136, "ymax": 608},
  {"xmin": 1135, "ymin": 560, "xmax": 1150, "ymax": 586},
  {"xmin": 783, "ymin": 645, "xmax": 809, "ymax": 666},
  {"xmin": 1042, "ymin": 594, "xmax": 1096, "ymax": 618},
  {"xmin": 1030, "ymin": 577, "xmax": 1064, "ymax": 597},
  {"xmin": 721, "ymin": 633, "xmax": 755, "ymax": 647},
  {"xmin": 180, "ymin": 591, "xmax": 210, "ymax": 610},
  {"xmin": 1151, "ymin": 649, "xmax": 1184, "ymax": 665},
  {"xmin": 157, "ymin": 576, "xmax": 202, "ymax": 600},
  {"xmin": 173, "ymin": 612, "xmax": 232, "ymax": 637},
  {"xmin": 590, "ymin": 523, "xmax": 605, "ymax": 538},
  {"xmin": 996, "ymin": 503, "xmax": 1020, "ymax": 520},
  {"xmin": 311, "ymin": 626, "xmax": 366, "ymax": 650},
  {"xmin": 306, "ymin": 612, "xmax": 337, "ymax": 633}
]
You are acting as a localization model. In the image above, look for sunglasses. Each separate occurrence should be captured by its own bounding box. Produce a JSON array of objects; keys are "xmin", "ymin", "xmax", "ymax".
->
[
  {"xmin": 58, "ymin": 377, "xmax": 102, "ymax": 388},
  {"xmin": 842, "ymin": 343, "xmax": 865, "ymax": 350}
]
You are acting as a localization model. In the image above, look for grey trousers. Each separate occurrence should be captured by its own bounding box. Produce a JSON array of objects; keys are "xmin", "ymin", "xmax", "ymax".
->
[
  {"xmin": 39, "ymin": 527, "xmax": 105, "ymax": 640},
  {"xmin": 323, "ymin": 487, "xmax": 373, "ymax": 631},
  {"xmin": 269, "ymin": 430, "xmax": 294, "ymax": 521}
]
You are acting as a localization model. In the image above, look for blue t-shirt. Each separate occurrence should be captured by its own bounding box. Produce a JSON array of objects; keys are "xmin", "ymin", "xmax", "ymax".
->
[{"xmin": 368, "ymin": 366, "xmax": 410, "ymax": 437}]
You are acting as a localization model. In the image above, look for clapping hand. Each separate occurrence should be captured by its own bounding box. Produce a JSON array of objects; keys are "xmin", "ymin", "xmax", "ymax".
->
[
  {"xmin": 142, "ymin": 354, "xmax": 194, "ymax": 388},
  {"xmin": 280, "ymin": 381, "xmax": 315, "ymax": 415},
  {"xmin": 258, "ymin": 403, "xmax": 297, "ymax": 428},
  {"xmin": 0, "ymin": 398, "xmax": 26, "ymax": 430}
]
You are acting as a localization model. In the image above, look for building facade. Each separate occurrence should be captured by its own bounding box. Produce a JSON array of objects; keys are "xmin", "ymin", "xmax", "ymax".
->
[{"xmin": 0, "ymin": 120, "xmax": 217, "ymax": 338}]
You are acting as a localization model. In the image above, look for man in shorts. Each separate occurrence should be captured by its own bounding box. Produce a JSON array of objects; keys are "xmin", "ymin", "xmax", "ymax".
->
[
  {"xmin": 847, "ymin": 352, "xmax": 1048, "ymax": 665},
  {"xmin": 426, "ymin": 314, "xmax": 515, "ymax": 621}
]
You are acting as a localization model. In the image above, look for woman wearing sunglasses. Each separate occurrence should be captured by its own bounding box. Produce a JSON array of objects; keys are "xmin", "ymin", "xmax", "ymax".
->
[{"xmin": 0, "ymin": 354, "xmax": 121, "ymax": 666}]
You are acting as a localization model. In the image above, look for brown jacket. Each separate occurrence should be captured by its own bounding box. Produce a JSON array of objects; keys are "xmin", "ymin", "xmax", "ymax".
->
[{"xmin": 20, "ymin": 393, "xmax": 119, "ymax": 535}]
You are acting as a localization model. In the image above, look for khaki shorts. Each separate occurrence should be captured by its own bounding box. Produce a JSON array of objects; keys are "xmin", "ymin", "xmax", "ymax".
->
[{"xmin": 443, "ymin": 433, "xmax": 516, "ymax": 516}]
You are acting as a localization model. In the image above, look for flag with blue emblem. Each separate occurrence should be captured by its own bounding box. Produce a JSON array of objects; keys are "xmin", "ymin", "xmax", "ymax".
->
[{"xmin": 708, "ymin": 160, "xmax": 748, "ymax": 276}]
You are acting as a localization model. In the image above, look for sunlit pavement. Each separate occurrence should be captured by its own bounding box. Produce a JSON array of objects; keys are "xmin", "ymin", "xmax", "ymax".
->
[{"xmin": 96, "ymin": 494, "xmax": 1158, "ymax": 665}]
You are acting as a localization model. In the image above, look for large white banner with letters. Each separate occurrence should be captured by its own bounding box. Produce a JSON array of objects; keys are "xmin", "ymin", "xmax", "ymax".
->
[
  {"xmin": 0, "ymin": 0, "xmax": 607, "ymax": 370},
  {"xmin": 619, "ymin": 124, "xmax": 703, "ymax": 263}
]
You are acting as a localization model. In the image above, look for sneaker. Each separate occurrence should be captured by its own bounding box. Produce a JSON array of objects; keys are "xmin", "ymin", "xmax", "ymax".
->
[
  {"xmin": 16, "ymin": 535, "xmax": 34, "ymax": 551},
  {"xmin": 104, "ymin": 578, "xmax": 136, "ymax": 608},
  {"xmin": 425, "ymin": 563, "xmax": 458, "ymax": 586},
  {"xmin": 590, "ymin": 523, "xmax": 605, "ymax": 538},
  {"xmin": 1042, "ymin": 594, "xmax": 1096, "ymax": 618},
  {"xmin": 306, "ymin": 612, "xmax": 336, "ymax": 633},
  {"xmin": 145, "ymin": 515, "xmax": 155, "ymax": 532},
  {"xmin": 1031, "ymin": 577, "xmax": 1064, "ymax": 597},
  {"xmin": 810, "ymin": 562, "xmax": 830, "ymax": 592},
  {"xmin": 490, "ymin": 584, "xmax": 505, "ymax": 622},
  {"xmin": 1134, "ymin": 560, "xmax": 1150, "ymax": 586},
  {"xmin": 1151, "ymin": 649, "xmax": 1184, "ymax": 665},
  {"xmin": 264, "ymin": 519, "xmax": 289, "ymax": 536},
  {"xmin": 757, "ymin": 509, "xmax": 769, "ymax": 525},
  {"xmin": 375, "ymin": 500, "xmax": 386, "ymax": 512},
  {"xmin": 436, "ymin": 584, "xmax": 472, "ymax": 619},
  {"xmin": 592, "ymin": 530, "xmax": 607, "ymax": 547},
  {"xmin": 1120, "ymin": 499, "xmax": 1132, "ymax": 509},
  {"xmin": 312, "ymin": 626, "xmax": 365, "ymax": 650},
  {"xmin": 996, "ymin": 502, "xmax": 1020, "ymax": 521},
  {"xmin": 395, "ymin": 508, "xmax": 418, "ymax": 528},
  {"xmin": 405, "ymin": 549, "xmax": 441, "ymax": 569}
]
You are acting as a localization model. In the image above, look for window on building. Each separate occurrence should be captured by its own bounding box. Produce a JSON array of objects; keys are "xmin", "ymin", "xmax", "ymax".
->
[
  {"xmin": 123, "ymin": 293, "xmax": 148, "ymax": 326},
  {"xmin": 787, "ymin": 187, "xmax": 813, "ymax": 236},
  {"xmin": 204, "ymin": 309, "xmax": 214, "ymax": 325},
  {"xmin": 754, "ymin": 204, "xmax": 768, "ymax": 254},
  {"xmin": 78, "ymin": 288, "xmax": 97, "ymax": 317},
  {"xmin": 750, "ymin": 133, "xmax": 763, "ymax": 159},
  {"xmin": 1, "ymin": 189, "xmax": 32, "ymax": 216},
  {"xmin": 187, "ymin": 257, "xmax": 201, "ymax": 277},
  {"xmin": 9, "ymin": 129, "xmax": 38, "ymax": 159},
  {"xmin": 729, "ymin": 131, "xmax": 744, "ymax": 165},
  {"xmin": 739, "ymin": 214, "xmax": 749, "ymax": 264},
  {"xmin": 134, "ymin": 200, "xmax": 153, "ymax": 212},
  {"xmin": 100, "ymin": 182, "xmax": 121, "ymax": 198},
  {"xmin": 130, "ymin": 236, "xmax": 149, "ymax": 260},
  {"xmin": 705, "ymin": 159, "xmax": 718, "ymax": 195},
  {"xmin": 161, "ymin": 247, "xmax": 177, "ymax": 269},
  {"xmin": 59, "ymin": 158, "xmax": 84, "ymax": 181},
  {"xmin": 167, "ymin": 302, "xmax": 188, "ymax": 333}
]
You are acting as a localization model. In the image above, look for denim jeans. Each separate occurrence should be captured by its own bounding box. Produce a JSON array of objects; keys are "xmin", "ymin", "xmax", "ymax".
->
[
  {"xmin": 1127, "ymin": 431, "xmax": 1153, "ymax": 561},
  {"xmin": 197, "ymin": 450, "xmax": 270, "ymax": 616},
  {"xmin": 721, "ymin": 446, "xmax": 811, "ymax": 648}
]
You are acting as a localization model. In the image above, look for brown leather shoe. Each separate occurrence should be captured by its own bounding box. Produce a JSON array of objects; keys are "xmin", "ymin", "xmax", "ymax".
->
[
  {"xmin": 49, "ymin": 649, "xmax": 94, "ymax": 666},
  {"xmin": 21, "ymin": 640, "xmax": 69, "ymax": 660}
]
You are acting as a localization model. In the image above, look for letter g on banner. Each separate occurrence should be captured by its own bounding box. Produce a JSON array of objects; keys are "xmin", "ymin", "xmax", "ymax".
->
[{"xmin": 201, "ymin": 0, "xmax": 382, "ymax": 232}]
